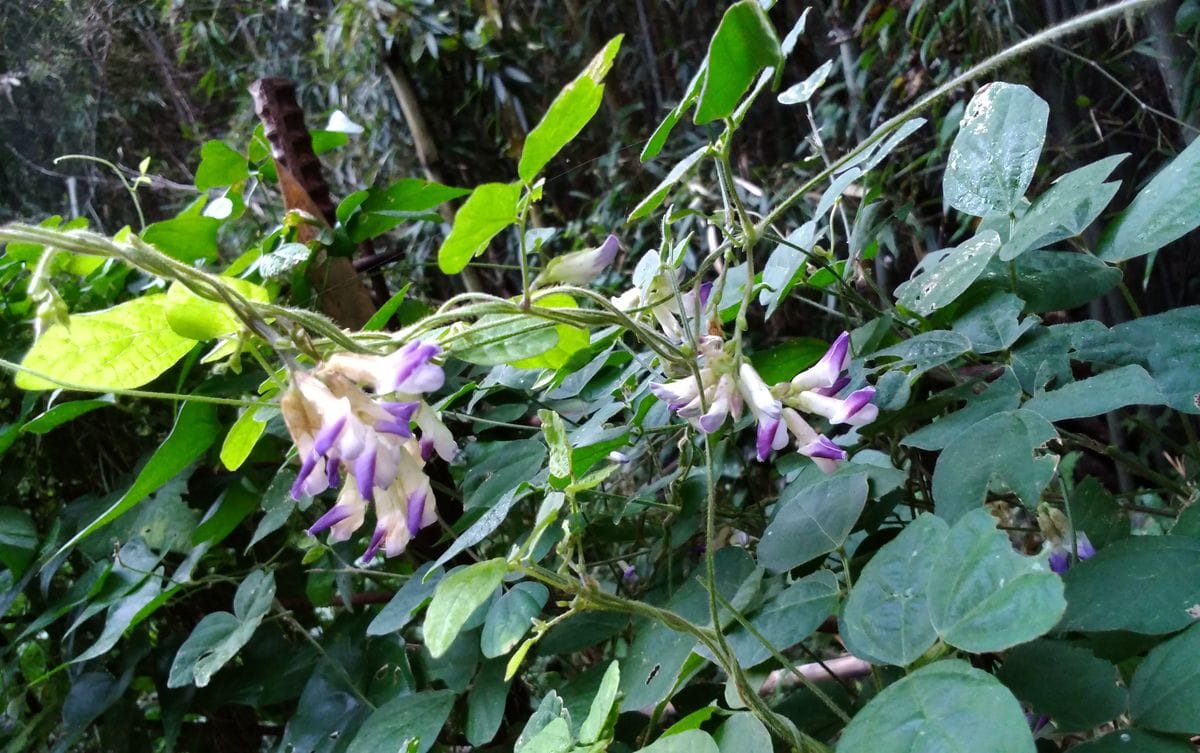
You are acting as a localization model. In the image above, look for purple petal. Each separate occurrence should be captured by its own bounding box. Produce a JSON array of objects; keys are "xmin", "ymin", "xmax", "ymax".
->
[
  {"xmin": 1049, "ymin": 548, "xmax": 1070, "ymax": 575},
  {"xmin": 355, "ymin": 451, "xmax": 377, "ymax": 501},
  {"xmin": 756, "ymin": 417, "xmax": 781, "ymax": 462},
  {"xmin": 380, "ymin": 401, "xmax": 420, "ymax": 422},
  {"xmin": 698, "ymin": 409, "xmax": 726, "ymax": 433},
  {"xmin": 814, "ymin": 375, "xmax": 851, "ymax": 397},
  {"xmin": 697, "ymin": 281, "xmax": 713, "ymax": 309},
  {"xmin": 291, "ymin": 452, "xmax": 319, "ymax": 500},
  {"xmin": 312, "ymin": 415, "xmax": 347, "ymax": 457},
  {"xmin": 596, "ymin": 234, "xmax": 620, "ymax": 265},
  {"xmin": 362, "ymin": 526, "xmax": 386, "ymax": 561},
  {"xmin": 308, "ymin": 505, "xmax": 352, "ymax": 536},
  {"xmin": 419, "ymin": 437, "xmax": 435, "ymax": 462},
  {"xmin": 1077, "ymin": 532, "xmax": 1096, "ymax": 560},
  {"xmin": 406, "ymin": 491, "xmax": 427, "ymax": 536},
  {"xmin": 327, "ymin": 459, "xmax": 341, "ymax": 489},
  {"xmin": 375, "ymin": 419, "xmax": 413, "ymax": 438},
  {"xmin": 838, "ymin": 387, "xmax": 877, "ymax": 423},
  {"xmin": 800, "ymin": 435, "xmax": 847, "ymax": 461}
]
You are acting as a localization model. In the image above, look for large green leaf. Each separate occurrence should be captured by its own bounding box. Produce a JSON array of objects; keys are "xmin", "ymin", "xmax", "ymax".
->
[
  {"xmin": 1023, "ymin": 365, "xmax": 1164, "ymax": 421},
  {"xmin": 998, "ymin": 640, "xmax": 1127, "ymax": 732},
  {"xmin": 1130, "ymin": 621, "xmax": 1200, "ymax": 733},
  {"xmin": 347, "ymin": 178, "xmax": 470, "ymax": 242},
  {"xmin": 837, "ymin": 660, "xmax": 1034, "ymax": 753},
  {"xmin": 1110, "ymin": 307, "xmax": 1200, "ymax": 413},
  {"xmin": 451, "ymin": 313, "xmax": 560, "ymax": 366},
  {"xmin": 424, "ymin": 558, "xmax": 508, "ymax": 658},
  {"xmin": 1098, "ymin": 135, "xmax": 1200, "ymax": 261},
  {"xmin": 841, "ymin": 514, "xmax": 948, "ymax": 666},
  {"xmin": 1002, "ymin": 154, "xmax": 1125, "ymax": 260},
  {"xmin": 345, "ymin": 690, "xmax": 455, "ymax": 753},
  {"xmin": 578, "ymin": 661, "xmax": 620, "ymax": 745},
  {"xmin": 1061, "ymin": 536, "xmax": 1200, "ymax": 634},
  {"xmin": 467, "ymin": 660, "xmax": 511, "ymax": 746},
  {"xmin": 164, "ymin": 277, "xmax": 270, "ymax": 341},
  {"xmin": 16, "ymin": 295, "xmax": 195, "ymax": 391},
  {"xmin": 724, "ymin": 569, "xmax": 839, "ymax": 666},
  {"xmin": 511, "ymin": 294, "xmax": 590, "ymax": 370},
  {"xmin": 167, "ymin": 570, "xmax": 275, "ymax": 688},
  {"xmin": 641, "ymin": 67, "xmax": 705, "ymax": 161},
  {"xmin": 976, "ymin": 249, "xmax": 1122, "ymax": 313},
  {"xmin": 943, "ymin": 82, "xmax": 1048, "ymax": 217},
  {"xmin": 194, "ymin": 140, "xmax": 249, "ymax": 190},
  {"xmin": 894, "ymin": 231, "xmax": 1002, "ymax": 316},
  {"xmin": 367, "ymin": 563, "xmax": 443, "ymax": 635},
  {"xmin": 902, "ymin": 368, "xmax": 1021, "ymax": 451},
  {"xmin": 482, "ymin": 582, "xmax": 549, "ymax": 658},
  {"xmin": 758, "ymin": 473, "xmax": 869, "ymax": 572},
  {"xmin": 713, "ymin": 713, "xmax": 771, "ymax": 753},
  {"xmin": 931, "ymin": 410, "xmax": 1057, "ymax": 523},
  {"xmin": 951, "ymin": 292, "xmax": 1037, "ymax": 354},
  {"xmin": 141, "ymin": 216, "xmax": 221, "ymax": 262},
  {"xmin": 219, "ymin": 401, "xmax": 269, "ymax": 471},
  {"xmin": 56, "ymin": 400, "xmax": 219, "ymax": 557},
  {"xmin": 437, "ymin": 182, "xmax": 522, "ymax": 274},
  {"xmin": 927, "ymin": 509, "xmax": 1065, "ymax": 652},
  {"xmin": 0, "ymin": 507, "xmax": 38, "ymax": 577},
  {"xmin": 694, "ymin": 1, "xmax": 781, "ymax": 124},
  {"xmin": 638, "ymin": 730, "xmax": 720, "ymax": 753},
  {"xmin": 518, "ymin": 36, "xmax": 623, "ymax": 183},
  {"xmin": 21, "ymin": 396, "xmax": 116, "ymax": 435}
]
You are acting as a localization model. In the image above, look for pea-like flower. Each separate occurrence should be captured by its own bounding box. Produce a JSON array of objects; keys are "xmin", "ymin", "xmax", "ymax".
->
[
  {"xmin": 281, "ymin": 340, "xmax": 456, "ymax": 559},
  {"xmin": 537, "ymin": 234, "xmax": 620, "ymax": 286},
  {"xmin": 1048, "ymin": 531, "xmax": 1096, "ymax": 575}
]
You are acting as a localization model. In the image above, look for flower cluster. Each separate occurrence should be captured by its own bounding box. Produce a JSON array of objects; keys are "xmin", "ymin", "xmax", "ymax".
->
[
  {"xmin": 1038, "ymin": 506, "xmax": 1095, "ymax": 574},
  {"xmin": 651, "ymin": 331, "xmax": 876, "ymax": 472},
  {"xmin": 280, "ymin": 340, "xmax": 456, "ymax": 560}
]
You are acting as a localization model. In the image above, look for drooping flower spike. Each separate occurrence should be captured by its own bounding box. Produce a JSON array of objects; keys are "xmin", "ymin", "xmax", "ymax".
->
[{"xmin": 281, "ymin": 340, "xmax": 456, "ymax": 560}]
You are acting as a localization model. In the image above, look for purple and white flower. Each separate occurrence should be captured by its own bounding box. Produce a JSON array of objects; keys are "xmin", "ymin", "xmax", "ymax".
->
[
  {"xmin": 1048, "ymin": 531, "xmax": 1096, "ymax": 575},
  {"xmin": 539, "ymin": 234, "xmax": 620, "ymax": 285},
  {"xmin": 738, "ymin": 363, "xmax": 787, "ymax": 461}
]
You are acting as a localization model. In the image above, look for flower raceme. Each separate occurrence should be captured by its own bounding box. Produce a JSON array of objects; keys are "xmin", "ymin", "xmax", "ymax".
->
[
  {"xmin": 280, "ymin": 340, "xmax": 455, "ymax": 559},
  {"xmin": 650, "ymin": 331, "xmax": 877, "ymax": 472}
]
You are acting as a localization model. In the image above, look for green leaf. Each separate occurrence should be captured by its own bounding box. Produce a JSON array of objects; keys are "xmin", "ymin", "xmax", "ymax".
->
[
  {"xmin": 903, "ymin": 368, "xmax": 1021, "ymax": 451},
  {"xmin": 778, "ymin": 59, "xmax": 833, "ymax": 105},
  {"xmin": 167, "ymin": 570, "xmax": 275, "ymax": 687},
  {"xmin": 1098, "ymin": 135, "xmax": 1200, "ymax": 261},
  {"xmin": 694, "ymin": 2, "xmax": 782, "ymax": 124},
  {"xmin": 758, "ymin": 473, "xmax": 869, "ymax": 572},
  {"xmin": 713, "ymin": 713, "xmax": 772, "ymax": 753},
  {"xmin": 662, "ymin": 706, "xmax": 718, "ymax": 736},
  {"xmin": 725, "ymin": 569, "xmax": 839, "ymax": 666},
  {"xmin": 894, "ymin": 230, "xmax": 1002, "ymax": 316},
  {"xmin": 16, "ymin": 295, "xmax": 195, "ymax": 391},
  {"xmin": 518, "ymin": 35, "xmax": 623, "ymax": 183},
  {"xmin": 1002, "ymin": 154, "xmax": 1126, "ymax": 260},
  {"xmin": 437, "ymin": 182, "xmax": 522, "ymax": 274},
  {"xmin": 346, "ymin": 690, "xmax": 455, "ymax": 753},
  {"xmin": 579, "ymin": 661, "xmax": 620, "ymax": 745},
  {"xmin": 363, "ymin": 283, "xmax": 411, "ymax": 331},
  {"xmin": 425, "ymin": 558, "xmax": 508, "ymax": 658},
  {"xmin": 539, "ymin": 409, "xmax": 572, "ymax": 483},
  {"xmin": 931, "ymin": 409, "xmax": 1057, "ymax": 523},
  {"xmin": 219, "ymin": 402, "xmax": 269, "ymax": 471},
  {"xmin": 1072, "ymin": 730, "xmax": 1196, "ymax": 753},
  {"xmin": 467, "ymin": 660, "xmax": 511, "ymax": 746},
  {"xmin": 977, "ymin": 249, "xmax": 1122, "ymax": 313},
  {"xmin": 1061, "ymin": 536, "xmax": 1200, "ymax": 634},
  {"xmin": 628, "ymin": 145, "xmax": 709, "ymax": 221},
  {"xmin": 927, "ymin": 509, "xmax": 1065, "ymax": 652},
  {"xmin": 1023, "ymin": 365, "xmax": 1164, "ymax": 421},
  {"xmin": 841, "ymin": 514, "xmax": 948, "ymax": 666},
  {"xmin": 461, "ymin": 439, "xmax": 547, "ymax": 511},
  {"xmin": 1109, "ymin": 307, "xmax": 1200, "ymax": 413},
  {"xmin": 512, "ymin": 294, "xmax": 589, "ymax": 370},
  {"xmin": 164, "ymin": 277, "xmax": 270, "ymax": 341},
  {"xmin": 516, "ymin": 717, "xmax": 573, "ymax": 753},
  {"xmin": 0, "ymin": 507, "xmax": 38, "ymax": 577},
  {"xmin": 368, "ymin": 563, "xmax": 443, "ymax": 635},
  {"xmin": 638, "ymin": 730, "xmax": 720, "ymax": 753},
  {"xmin": 482, "ymin": 582, "xmax": 549, "ymax": 658},
  {"xmin": 56, "ymin": 401, "xmax": 219, "ymax": 558},
  {"xmin": 997, "ymin": 640, "xmax": 1126, "ymax": 732},
  {"xmin": 1130, "ymin": 621, "xmax": 1200, "ymax": 733},
  {"xmin": 836, "ymin": 660, "xmax": 1035, "ymax": 753},
  {"xmin": 21, "ymin": 396, "xmax": 116, "ymax": 435},
  {"xmin": 951, "ymin": 292, "xmax": 1037, "ymax": 354},
  {"xmin": 74, "ymin": 571, "xmax": 163, "ymax": 662},
  {"xmin": 642, "ymin": 67, "xmax": 704, "ymax": 162},
  {"xmin": 452, "ymin": 313, "xmax": 560, "ymax": 366},
  {"xmin": 758, "ymin": 220, "xmax": 817, "ymax": 316},
  {"xmin": 347, "ymin": 179, "xmax": 470, "ymax": 243},
  {"xmin": 141, "ymin": 216, "xmax": 221, "ymax": 262},
  {"xmin": 194, "ymin": 140, "xmax": 249, "ymax": 190},
  {"xmin": 943, "ymin": 82, "xmax": 1049, "ymax": 217}
]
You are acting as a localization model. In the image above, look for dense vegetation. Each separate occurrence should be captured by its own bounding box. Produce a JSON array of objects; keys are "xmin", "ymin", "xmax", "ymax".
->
[{"xmin": 4, "ymin": 1, "xmax": 1200, "ymax": 751}]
